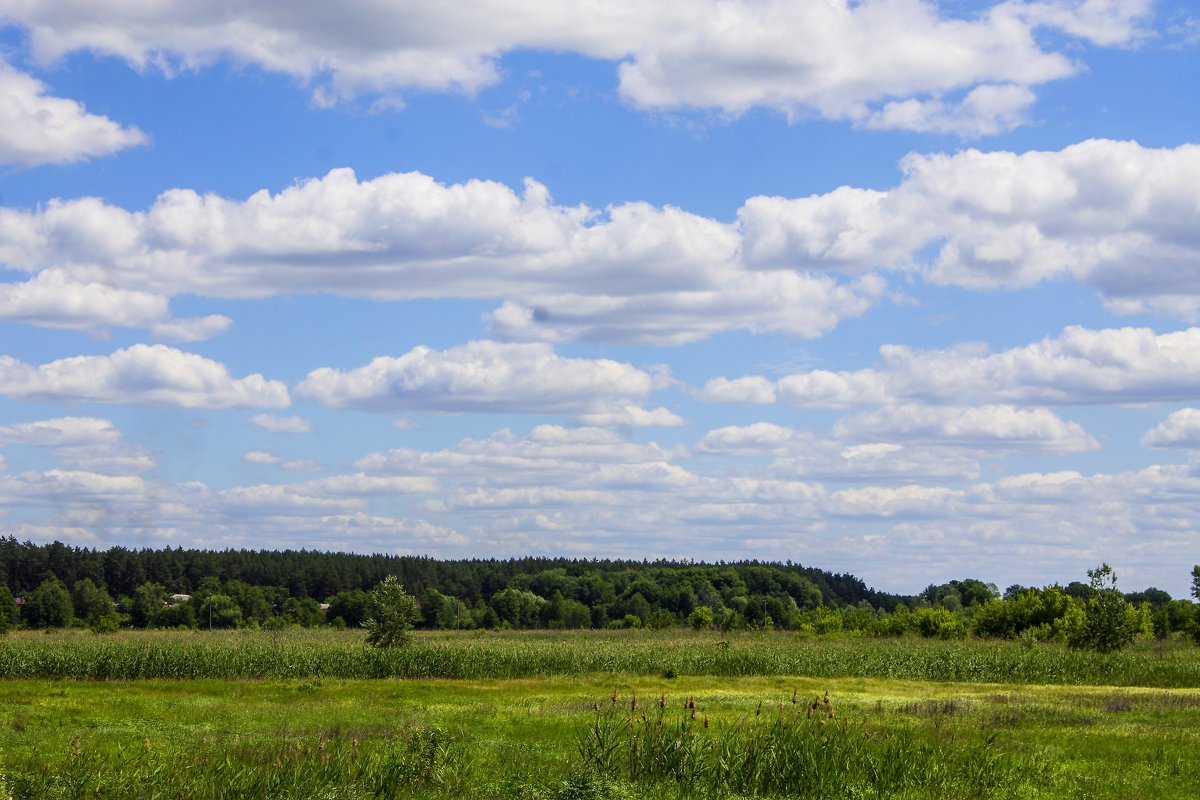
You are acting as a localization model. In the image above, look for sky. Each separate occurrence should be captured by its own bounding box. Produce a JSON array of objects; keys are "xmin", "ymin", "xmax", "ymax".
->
[{"xmin": 0, "ymin": 0, "xmax": 1198, "ymax": 598}]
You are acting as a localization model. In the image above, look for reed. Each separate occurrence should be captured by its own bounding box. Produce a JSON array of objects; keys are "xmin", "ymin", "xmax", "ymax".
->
[{"xmin": 1, "ymin": 628, "xmax": 1197, "ymax": 686}]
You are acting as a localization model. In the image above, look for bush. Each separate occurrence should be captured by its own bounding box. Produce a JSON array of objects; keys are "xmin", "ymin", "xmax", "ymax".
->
[
  {"xmin": 364, "ymin": 575, "xmax": 420, "ymax": 648},
  {"xmin": 1068, "ymin": 564, "xmax": 1139, "ymax": 654}
]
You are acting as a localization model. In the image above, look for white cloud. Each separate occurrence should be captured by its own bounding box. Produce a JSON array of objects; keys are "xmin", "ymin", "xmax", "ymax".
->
[
  {"xmin": 12, "ymin": 140, "xmax": 1199, "ymax": 342},
  {"xmin": 250, "ymin": 413, "xmax": 312, "ymax": 433},
  {"xmin": 242, "ymin": 451, "xmax": 352, "ymax": 470},
  {"xmin": 696, "ymin": 422, "xmax": 798, "ymax": 455},
  {"xmin": 695, "ymin": 422, "xmax": 983, "ymax": 482},
  {"xmin": 575, "ymin": 405, "xmax": 684, "ymax": 428},
  {"xmin": 1141, "ymin": 409, "xmax": 1200, "ymax": 449},
  {"xmin": 829, "ymin": 484, "xmax": 962, "ymax": 517},
  {"xmin": 0, "ymin": 1, "xmax": 1146, "ymax": 132},
  {"xmin": 0, "ymin": 169, "xmax": 881, "ymax": 344},
  {"xmin": 149, "ymin": 314, "xmax": 232, "ymax": 342},
  {"xmin": 740, "ymin": 139, "xmax": 1200, "ymax": 317},
  {"xmin": 297, "ymin": 340, "xmax": 675, "ymax": 425},
  {"xmin": 0, "ymin": 415, "xmax": 154, "ymax": 475},
  {"xmin": 865, "ymin": 84, "xmax": 1037, "ymax": 137},
  {"xmin": 834, "ymin": 404, "xmax": 1099, "ymax": 452},
  {"xmin": 0, "ymin": 344, "xmax": 290, "ymax": 408},
  {"xmin": 0, "ymin": 270, "xmax": 227, "ymax": 341},
  {"xmin": 0, "ymin": 59, "xmax": 146, "ymax": 166},
  {"xmin": 0, "ymin": 415, "xmax": 118, "ymax": 447},
  {"xmin": 709, "ymin": 325, "xmax": 1200, "ymax": 408},
  {"xmin": 697, "ymin": 376, "xmax": 777, "ymax": 405},
  {"xmin": 1009, "ymin": 0, "xmax": 1154, "ymax": 47}
]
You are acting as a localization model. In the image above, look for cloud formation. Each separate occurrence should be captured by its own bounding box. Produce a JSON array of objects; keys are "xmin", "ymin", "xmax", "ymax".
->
[
  {"xmin": 0, "ymin": 59, "xmax": 146, "ymax": 166},
  {"xmin": 833, "ymin": 404, "xmax": 1098, "ymax": 452},
  {"xmin": 250, "ymin": 414, "xmax": 313, "ymax": 434},
  {"xmin": 0, "ymin": 344, "xmax": 290, "ymax": 408},
  {"xmin": 706, "ymin": 325, "xmax": 1200, "ymax": 408},
  {"xmin": 740, "ymin": 139, "xmax": 1200, "ymax": 317},
  {"xmin": 0, "ymin": 1, "xmax": 1150, "ymax": 133},
  {"xmin": 5, "ymin": 139, "xmax": 1199, "ymax": 346},
  {"xmin": 298, "ymin": 340, "xmax": 677, "ymax": 425},
  {"xmin": 0, "ymin": 270, "xmax": 229, "ymax": 341},
  {"xmin": 1142, "ymin": 409, "xmax": 1200, "ymax": 449}
]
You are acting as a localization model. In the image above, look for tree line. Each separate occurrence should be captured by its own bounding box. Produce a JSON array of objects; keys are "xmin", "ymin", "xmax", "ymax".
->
[{"xmin": 0, "ymin": 538, "xmax": 1197, "ymax": 653}]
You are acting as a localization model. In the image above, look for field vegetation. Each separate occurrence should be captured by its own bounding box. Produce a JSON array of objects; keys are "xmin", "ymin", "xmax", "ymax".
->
[
  {"xmin": 0, "ymin": 661, "xmax": 1198, "ymax": 798},
  {"xmin": 3, "ymin": 542, "xmax": 1200, "ymax": 796}
]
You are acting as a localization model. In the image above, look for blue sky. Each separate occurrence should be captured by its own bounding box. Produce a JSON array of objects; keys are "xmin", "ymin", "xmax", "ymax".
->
[{"xmin": 1, "ymin": 0, "xmax": 1199, "ymax": 597}]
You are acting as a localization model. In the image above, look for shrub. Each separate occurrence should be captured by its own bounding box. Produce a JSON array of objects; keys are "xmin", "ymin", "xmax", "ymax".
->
[
  {"xmin": 1068, "ymin": 564, "xmax": 1139, "ymax": 654},
  {"xmin": 364, "ymin": 575, "xmax": 420, "ymax": 648}
]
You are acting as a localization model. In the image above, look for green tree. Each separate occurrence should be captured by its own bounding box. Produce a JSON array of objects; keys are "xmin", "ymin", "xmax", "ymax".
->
[
  {"xmin": 23, "ymin": 577, "xmax": 74, "ymax": 628},
  {"xmin": 73, "ymin": 578, "xmax": 119, "ymax": 631},
  {"xmin": 364, "ymin": 575, "xmax": 420, "ymax": 647},
  {"xmin": 198, "ymin": 594, "xmax": 243, "ymax": 629},
  {"xmin": 1068, "ymin": 563, "xmax": 1139, "ymax": 653},
  {"xmin": 326, "ymin": 589, "xmax": 371, "ymax": 628},
  {"xmin": 1192, "ymin": 565, "xmax": 1199, "ymax": 601},
  {"xmin": 131, "ymin": 582, "xmax": 166, "ymax": 628},
  {"xmin": 153, "ymin": 601, "xmax": 196, "ymax": 629},
  {"xmin": 687, "ymin": 605, "xmax": 714, "ymax": 631},
  {"xmin": 0, "ymin": 586, "xmax": 18, "ymax": 633}
]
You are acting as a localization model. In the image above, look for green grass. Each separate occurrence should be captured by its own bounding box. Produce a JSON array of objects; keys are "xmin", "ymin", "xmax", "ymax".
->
[
  {"xmin": 2, "ymin": 628, "xmax": 1199, "ymax": 686},
  {"xmin": 1, "ymin": 630, "xmax": 1198, "ymax": 798},
  {"xmin": 1, "ymin": 676, "xmax": 1198, "ymax": 798}
]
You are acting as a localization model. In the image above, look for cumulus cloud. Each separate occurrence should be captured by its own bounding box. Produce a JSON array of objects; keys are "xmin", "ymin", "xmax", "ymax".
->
[
  {"xmin": 0, "ymin": 415, "xmax": 118, "ymax": 447},
  {"xmin": 707, "ymin": 325, "xmax": 1200, "ymax": 409},
  {"xmin": 297, "ymin": 340, "xmax": 675, "ymax": 425},
  {"xmin": 0, "ymin": 415, "xmax": 154, "ymax": 475},
  {"xmin": 250, "ymin": 413, "xmax": 312, "ymax": 433},
  {"xmin": 9, "ymin": 140, "xmax": 1200, "ymax": 342},
  {"xmin": 0, "ymin": 344, "xmax": 290, "ymax": 408},
  {"xmin": 695, "ymin": 422, "xmax": 984, "ymax": 482},
  {"xmin": 1141, "ymin": 409, "xmax": 1200, "ymax": 449},
  {"xmin": 739, "ymin": 139, "xmax": 1200, "ymax": 317},
  {"xmin": 0, "ymin": 169, "xmax": 881, "ymax": 344},
  {"xmin": 834, "ymin": 404, "xmax": 1099, "ymax": 452},
  {"xmin": 243, "ymin": 450, "xmax": 322, "ymax": 470},
  {"xmin": 0, "ymin": 60, "xmax": 146, "ymax": 166},
  {"xmin": 0, "ymin": 271, "xmax": 228, "ymax": 341},
  {"xmin": 0, "ymin": 1, "xmax": 1149, "ymax": 132}
]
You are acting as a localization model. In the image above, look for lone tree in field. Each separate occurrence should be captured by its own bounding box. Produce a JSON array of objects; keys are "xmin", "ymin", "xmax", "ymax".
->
[
  {"xmin": 1068, "ymin": 563, "xmax": 1139, "ymax": 654},
  {"xmin": 1192, "ymin": 565, "xmax": 1199, "ymax": 601},
  {"xmin": 364, "ymin": 575, "xmax": 420, "ymax": 648}
]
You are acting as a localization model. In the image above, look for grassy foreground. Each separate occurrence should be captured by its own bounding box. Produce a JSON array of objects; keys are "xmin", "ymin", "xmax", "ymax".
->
[{"xmin": 1, "ymin": 630, "xmax": 1198, "ymax": 798}]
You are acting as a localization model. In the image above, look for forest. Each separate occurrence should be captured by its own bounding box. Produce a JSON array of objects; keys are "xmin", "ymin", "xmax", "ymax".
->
[{"xmin": 1, "ymin": 537, "xmax": 1197, "ymax": 649}]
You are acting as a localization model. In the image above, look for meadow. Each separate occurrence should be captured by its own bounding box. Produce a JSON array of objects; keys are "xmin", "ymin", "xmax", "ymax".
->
[{"xmin": 1, "ymin": 629, "xmax": 1198, "ymax": 798}]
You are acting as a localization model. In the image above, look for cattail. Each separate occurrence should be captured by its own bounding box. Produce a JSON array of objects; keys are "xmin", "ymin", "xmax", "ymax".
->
[
  {"xmin": 631, "ymin": 694, "xmax": 637, "ymax": 712},
  {"xmin": 792, "ymin": 688, "xmax": 798, "ymax": 704},
  {"xmin": 703, "ymin": 716, "xmax": 709, "ymax": 729},
  {"xmin": 143, "ymin": 737, "xmax": 152, "ymax": 752},
  {"xmin": 611, "ymin": 690, "xmax": 618, "ymax": 705},
  {"xmin": 70, "ymin": 736, "xmax": 81, "ymax": 757},
  {"xmin": 659, "ymin": 693, "xmax": 666, "ymax": 709},
  {"xmin": 756, "ymin": 701, "xmax": 762, "ymax": 716}
]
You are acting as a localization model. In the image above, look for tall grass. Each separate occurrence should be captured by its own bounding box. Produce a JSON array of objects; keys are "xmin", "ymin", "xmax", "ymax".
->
[
  {"xmin": 1, "ymin": 628, "xmax": 1198, "ymax": 686},
  {"xmin": 0, "ymin": 726, "xmax": 464, "ymax": 800},
  {"xmin": 576, "ymin": 692, "xmax": 1046, "ymax": 798}
]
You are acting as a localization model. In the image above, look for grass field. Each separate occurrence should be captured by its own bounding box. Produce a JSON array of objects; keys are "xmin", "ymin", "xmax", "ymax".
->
[
  {"xmin": 1, "ymin": 629, "xmax": 1198, "ymax": 798},
  {"xmin": 2, "ymin": 627, "xmax": 1199, "ymax": 686}
]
